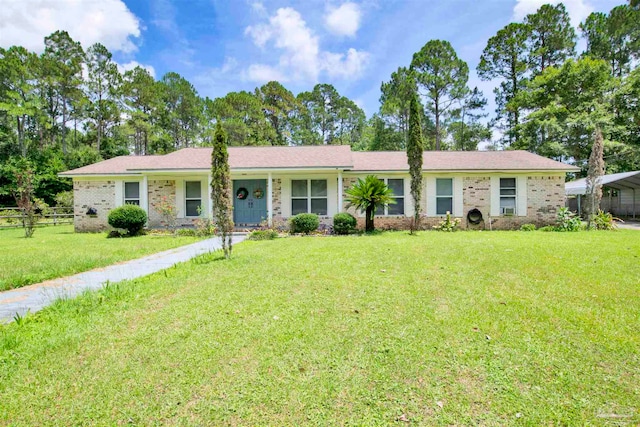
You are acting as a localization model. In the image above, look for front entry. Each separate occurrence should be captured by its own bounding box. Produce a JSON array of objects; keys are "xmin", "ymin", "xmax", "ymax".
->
[{"xmin": 233, "ymin": 179, "xmax": 268, "ymax": 226}]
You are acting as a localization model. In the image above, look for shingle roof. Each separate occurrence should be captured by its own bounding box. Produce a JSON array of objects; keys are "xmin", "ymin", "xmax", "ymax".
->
[
  {"xmin": 137, "ymin": 146, "xmax": 355, "ymax": 170},
  {"xmin": 351, "ymin": 150, "xmax": 577, "ymax": 171},
  {"xmin": 58, "ymin": 155, "xmax": 163, "ymax": 175},
  {"xmin": 60, "ymin": 146, "xmax": 577, "ymax": 176}
]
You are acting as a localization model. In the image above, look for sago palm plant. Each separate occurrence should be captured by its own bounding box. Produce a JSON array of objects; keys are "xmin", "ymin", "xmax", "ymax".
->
[{"xmin": 345, "ymin": 175, "xmax": 396, "ymax": 232}]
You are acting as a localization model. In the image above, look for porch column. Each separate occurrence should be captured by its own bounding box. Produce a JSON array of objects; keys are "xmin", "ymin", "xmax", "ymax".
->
[
  {"xmin": 141, "ymin": 176, "xmax": 149, "ymax": 215},
  {"xmin": 267, "ymin": 172, "xmax": 273, "ymax": 226},
  {"xmin": 207, "ymin": 174, "xmax": 213, "ymax": 218},
  {"xmin": 338, "ymin": 171, "xmax": 343, "ymax": 212}
]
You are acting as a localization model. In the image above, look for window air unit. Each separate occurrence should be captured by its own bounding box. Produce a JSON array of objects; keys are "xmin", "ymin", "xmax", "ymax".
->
[{"xmin": 501, "ymin": 207, "xmax": 516, "ymax": 216}]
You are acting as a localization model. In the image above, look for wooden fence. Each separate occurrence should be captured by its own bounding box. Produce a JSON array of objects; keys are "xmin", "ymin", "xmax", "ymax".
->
[{"xmin": 0, "ymin": 207, "xmax": 73, "ymax": 229}]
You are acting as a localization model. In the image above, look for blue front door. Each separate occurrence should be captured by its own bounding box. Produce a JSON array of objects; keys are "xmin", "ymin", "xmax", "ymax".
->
[{"xmin": 233, "ymin": 179, "xmax": 267, "ymax": 226}]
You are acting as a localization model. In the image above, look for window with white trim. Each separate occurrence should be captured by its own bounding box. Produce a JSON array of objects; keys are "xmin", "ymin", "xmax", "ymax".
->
[
  {"xmin": 375, "ymin": 178, "xmax": 405, "ymax": 215},
  {"xmin": 436, "ymin": 178, "xmax": 453, "ymax": 215},
  {"xmin": 124, "ymin": 182, "xmax": 140, "ymax": 205},
  {"xmin": 291, "ymin": 179, "xmax": 327, "ymax": 215},
  {"xmin": 500, "ymin": 178, "xmax": 517, "ymax": 215},
  {"xmin": 185, "ymin": 181, "xmax": 202, "ymax": 217}
]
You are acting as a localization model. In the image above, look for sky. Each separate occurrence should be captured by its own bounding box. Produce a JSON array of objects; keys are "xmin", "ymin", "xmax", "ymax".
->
[{"xmin": 0, "ymin": 0, "xmax": 625, "ymax": 119}]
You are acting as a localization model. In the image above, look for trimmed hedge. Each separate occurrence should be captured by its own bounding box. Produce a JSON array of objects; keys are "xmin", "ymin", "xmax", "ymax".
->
[
  {"xmin": 289, "ymin": 213, "xmax": 319, "ymax": 234},
  {"xmin": 108, "ymin": 204, "xmax": 147, "ymax": 236},
  {"xmin": 333, "ymin": 212, "xmax": 357, "ymax": 235}
]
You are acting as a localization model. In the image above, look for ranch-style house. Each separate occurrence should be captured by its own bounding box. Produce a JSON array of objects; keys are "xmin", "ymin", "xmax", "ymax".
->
[{"xmin": 59, "ymin": 146, "xmax": 578, "ymax": 231}]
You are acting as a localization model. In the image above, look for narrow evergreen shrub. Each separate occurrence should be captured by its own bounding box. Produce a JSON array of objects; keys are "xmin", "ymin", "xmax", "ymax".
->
[
  {"xmin": 333, "ymin": 212, "xmax": 357, "ymax": 235},
  {"xmin": 290, "ymin": 213, "xmax": 320, "ymax": 234},
  {"xmin": 107, "ymin": 205, "xmax": 147, "ymax": 236}
]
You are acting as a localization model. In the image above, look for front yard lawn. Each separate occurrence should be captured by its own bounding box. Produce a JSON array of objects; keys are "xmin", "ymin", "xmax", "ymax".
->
[
  {"xmin": 1, "ymin": 231, "xmax": 638, "ymax": 425},
  {"xmin": 0, "ymin": 225, "xmax": 201, "ymax": 291}
]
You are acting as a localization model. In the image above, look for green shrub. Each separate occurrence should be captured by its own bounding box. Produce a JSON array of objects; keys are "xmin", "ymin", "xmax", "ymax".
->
[
  {"xmin": 290, "ymin": 213, "xmax": 320, "ymax": 234},
  {"xmin": 520, "ymin": 223, "xmax": 537, "ymax": 231},
  {"xmin": 432, "ymin": 212, "xmax": 461, "ymax": 232},
  {"xmin": 333, "ymin": 212, "xmax": 357, "ymax": 235},
  {"xmin": 248, "ymin": 230, "xmax": 279, "ymax": 240},
  {"xmin": 54, "ymin": 191, "xmax": 74, "ymax": 208},
  {"xmin": 591, "ymin": 210, "xmax": 619, "ymax": 230},
  {"xmin": 107, "ymin": 205, "xmax": 147, "ymax": 236},
  {"xmin": 555, "ymin": 207, "xmax": 581, "ymax": 232},
  {"xmin": 538, "ymin": 225, "xmax": 555, "ymax": 232}
]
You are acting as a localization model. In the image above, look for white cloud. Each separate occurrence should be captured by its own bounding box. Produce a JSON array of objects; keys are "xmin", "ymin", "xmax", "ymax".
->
[
  {"xmin": 245, "ymin": 64, "xmax": 289, "ymax": 82},
  {"xmin": 513, "ymin": 0, "xmax": 593, "ymax": 27},
  {"xmin": 324, "ymin": 2, "xmax": 362, "ymax": 37},
  {"xmin": 0, "ymin": 0, "xmax": 141, "ymax": 53},
  {"xmin": 323, "ymin": 48, "xmax": 370, "ymax": 78},
  {"xmin": 117, "ymin": 61, "xmax": 156, "ymax": 78},
  {"xmin": 244, "ymin": 7, "xmax": 369, "ymax": 83}
]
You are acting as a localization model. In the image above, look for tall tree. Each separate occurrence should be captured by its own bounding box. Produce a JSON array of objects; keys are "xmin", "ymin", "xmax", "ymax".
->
[
  {"xmin": 210, "ymin": 123, "xmax": 233, "ymax": 259},
  {"xmin": 509, "ymin": 58, "xmax": 614, "ymax": 165},
  {"xmin": 580, "ymin": 5, "xmax": 640, "ymax": 77},
  {"xmin": 525, "ymin": 3, "xmax": 576, "ymax": 76},
  {"xmin": 255, "ymin": 81, "xmax": 300, "ymax": 145},
  {"xmin": 448, "ymin": 87, "xmax": 490, "ymax": 151},
  {"xmin": 411, "ymin": 40, "xmax": 469, "ymax": 150},
  {"xmin": 42, "ymin": 31, "xmax": 84, "ymax": 154},
  {"xmin": 205, "ymin": 91, "xmax": 275, "ymax": 146},
  {"xmin": 159, "ymin": 72, "xmax": 203, "ymax": 150},
  {"xmin": 407, "ymin": 93, "xmax": 424, "ymax": 234},
  {"xmin": 478, "ymin": 23, "xmax": 530, "ymax": 147},
  {"xmin": 122, "ymin": 67, "xmax": 163, "ymax": 155},
  {"xmin": 380, "ymin": 67, "xmax": 417, "ymax": 146},
  {"xmin": 85, "ymin": 43, "xmax": 122, "ymax": 154},
  {"xmin": 585, "ymin": 128, "xmax": 605, "ymax": 228},
  {"xmin": 294, "ymin": 84, "xmax": 365, "ymax": 146},
  {"xmin": 0, "ymin": 47, "xmax": 40, "ymax": 157}
]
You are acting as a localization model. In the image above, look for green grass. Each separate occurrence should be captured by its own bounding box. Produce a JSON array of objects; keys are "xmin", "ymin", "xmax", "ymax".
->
[
  {"xmin": 0, "ymin": 225, "xmax": 201, "ymax": 291},
  {"xmin": 1, "ymin": 231, "xmax": 639, "ymax": 425}
]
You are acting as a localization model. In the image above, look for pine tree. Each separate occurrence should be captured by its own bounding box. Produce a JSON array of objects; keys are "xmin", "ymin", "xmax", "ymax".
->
[
  {"xmin": 211, "ymin": 122, "xmax": 234, "ymax": 258},
  {"xmin": 407, "ymin": 93, "xmax": 424, "ymax": 234},
  {"xmin": 585, "ymin": 128, "xmax": 605, "ymax": 228}
]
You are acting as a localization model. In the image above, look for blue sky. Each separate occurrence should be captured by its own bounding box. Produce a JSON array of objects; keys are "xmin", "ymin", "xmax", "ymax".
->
[{"xmin": 0, "ymin": 0, "xmax": 624, "ymax": 117}]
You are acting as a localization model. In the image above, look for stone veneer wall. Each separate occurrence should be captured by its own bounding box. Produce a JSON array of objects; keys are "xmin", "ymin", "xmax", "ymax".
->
[
  {"xmin": 148, "ymin": 180, "xmax": 176, "ymax": 228},
  {"xmin": 73, "ymin": 180, "xmax": 116, "ymax": 232}
]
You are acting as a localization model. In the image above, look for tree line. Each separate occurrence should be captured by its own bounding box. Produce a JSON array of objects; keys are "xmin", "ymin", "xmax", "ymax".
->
[{"xmin": 0, "ymin": 2, "xmax": 638, "ymax": 206}]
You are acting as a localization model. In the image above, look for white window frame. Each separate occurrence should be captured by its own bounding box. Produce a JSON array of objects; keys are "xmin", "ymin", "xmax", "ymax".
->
[
  {"xmin": 376, "ymin": 178, "xmax": 405, "ymax": 216},
  {"xmin": 499, "ymin": 177, "xmax": 517, "ymax": 216},
  {"xmin": 435, "ymin": 178, "xmax": 453, "ymax": 216},
  {"xmin": 124, "ymin": 181, "xmax": 140, "ymax": 206},
  {"xmin": 185, "ymin": 180, "xmax": 202, "ymax": 217},
  {"xmin": 291, "ymin": 179, "xmax": 328, "ymax": 215}
]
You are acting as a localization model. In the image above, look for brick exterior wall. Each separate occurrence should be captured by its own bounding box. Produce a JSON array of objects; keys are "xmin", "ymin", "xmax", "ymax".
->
[
  {"xmin": 148, "ymin": 180, "xmax": 176, "ymax": 228},
  {"xmin": 73, "ymin": 174, "xmax": 566, "ymax": 232},
  {"xmin": 73, "ymin": 180, "xmax": 116, "ymax": 232},
  {"xmin": 272, "ymin": 178, "xmax": 282, "ymax": 217},
  {"xmin": 489, "ymin": 175, "xmax": 564, "ymax": 230}
]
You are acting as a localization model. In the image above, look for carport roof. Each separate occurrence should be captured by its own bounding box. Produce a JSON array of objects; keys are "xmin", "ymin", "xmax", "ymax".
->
[{"xmin": 565, "ymin": 171, "xmax": 640, "ymax": 195}]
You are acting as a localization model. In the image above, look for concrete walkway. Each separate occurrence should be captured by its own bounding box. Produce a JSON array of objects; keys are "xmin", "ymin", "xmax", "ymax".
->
[{"xmin": 0, "ymin": 235, "xmax": 246, "ymax": 323}]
